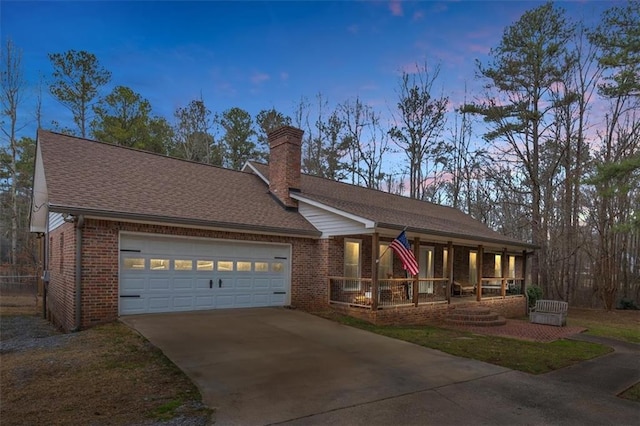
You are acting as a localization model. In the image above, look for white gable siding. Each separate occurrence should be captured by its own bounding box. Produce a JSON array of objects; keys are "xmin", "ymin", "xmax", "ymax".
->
[
  {"xmin": 49, "ymin": 212, "xmax": 65, "ymax": 231},
  {"xmin": 298, "ymin": 202, "xmax": 370, "ymax": 237}
]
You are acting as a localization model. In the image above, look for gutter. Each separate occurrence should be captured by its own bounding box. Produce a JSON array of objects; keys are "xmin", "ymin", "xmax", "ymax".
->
[
  {"xmin": 48, "ymin": 204, "xmax": 322, "ymax": 238},
  {"xmin": 73, "ymin": 215, "xmax": 84, "ymax": 331},
  {"xmin": 377, "ymin": 222, "xmax": 540, "ymax": 251}
]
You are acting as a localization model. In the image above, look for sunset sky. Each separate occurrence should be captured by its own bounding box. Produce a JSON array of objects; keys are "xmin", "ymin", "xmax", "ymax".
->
[{"xmin": 2, "ymin": 0, "xmax": 616, "ymax": 141}]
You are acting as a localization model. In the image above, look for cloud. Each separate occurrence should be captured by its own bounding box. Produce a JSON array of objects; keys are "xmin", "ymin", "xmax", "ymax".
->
[
  {"xmin": 412, "ymin": 10, "xmax": 424, "ymax": 21},
  {"xmin": 347, "ymin": 24, "xmax": 359, "ymax": 34},
  {"xmin": 467, "ymin": 43, "xmax": 490, "ymax": 55},
  {"xmin": 250, "ymin": 72, "xmax": 270, "ymax": 85},
  {"xmin": 389, "ymin": 0, "xmax": 403, "ymax": 17},
  {"xmin": 280, "ymin": 72, "xmax": 289, "ymax": 81}
]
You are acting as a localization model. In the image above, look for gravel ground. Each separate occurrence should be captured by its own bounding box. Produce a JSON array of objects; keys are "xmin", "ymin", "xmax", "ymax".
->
[{"xmin": 0, "ymin": 315, "xmax": 75, "ymax": 354}]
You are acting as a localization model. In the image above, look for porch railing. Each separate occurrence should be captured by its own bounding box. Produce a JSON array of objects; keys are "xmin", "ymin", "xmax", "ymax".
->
[
  {"xmin": 478, "ymin": 277, "xmax": 525, "ymax": 297},
  {"xmin": 328, "ymin": 277, "xmax": 448, "ymax": 308}
]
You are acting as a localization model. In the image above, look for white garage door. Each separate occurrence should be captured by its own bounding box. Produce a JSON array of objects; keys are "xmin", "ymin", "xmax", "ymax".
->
[{"xmin": 119, "ymin": 234, "xmax": 291, "ymax": 315}]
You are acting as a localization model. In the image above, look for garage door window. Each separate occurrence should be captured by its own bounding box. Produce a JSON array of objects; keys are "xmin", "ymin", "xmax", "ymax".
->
[
  {"xmin": 255, "ymin": 262, "xmax": 269, "ymax": 272},
  {"xmin": 124, "ymin": 258, "xmax": 145, "ymax": 270},
  {"xmin": 197, "ymin": 260, "xmax": 214, "ymax": 271},
  {"xmin": 237, "ymin": 261, "xmax": 252, "ymax": 272},
  {"xmin": 174, "ymin": 260, "xmax": 193, "ymax": 271},
  {"xmin": 151, "ymin": 259, "xmax": 170, "ymax": 270},
  {"xmin": 271, "ymin": 262, "xmax": 284, "ymax": 273},
  {"xmin": 217, "ymin": 261, "xmax": 234, "ymax": 271}
]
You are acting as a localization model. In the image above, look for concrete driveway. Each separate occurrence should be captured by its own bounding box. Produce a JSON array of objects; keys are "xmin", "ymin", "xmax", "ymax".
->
[{"xmin": 122, "ymin": 308, "xmax": 639, "ymax": 426}]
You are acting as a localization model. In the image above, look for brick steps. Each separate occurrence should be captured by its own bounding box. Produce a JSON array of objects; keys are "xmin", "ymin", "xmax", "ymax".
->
[{"xmin": 445, "ymin": 307, "xmax": 506, "ymax": 327}]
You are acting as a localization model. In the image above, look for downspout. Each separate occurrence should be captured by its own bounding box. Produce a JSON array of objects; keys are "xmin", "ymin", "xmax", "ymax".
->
[{"xmin": 74, "ymin": 215, "xmax": 84, "ymax": 331}]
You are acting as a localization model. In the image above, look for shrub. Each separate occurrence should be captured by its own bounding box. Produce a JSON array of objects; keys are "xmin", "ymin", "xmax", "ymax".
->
[
  {"xmin": 526, "ymin": 285, "xmax": 543, "ymax": 308},
  {"xmin": 617, "ymin": 298, "xmax": 639, "ymax": 310}
]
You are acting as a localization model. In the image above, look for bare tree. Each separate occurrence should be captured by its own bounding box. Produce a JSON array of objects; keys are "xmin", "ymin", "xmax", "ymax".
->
[
  {"xmin": 295, "ymin": 93, "xmax": 348, "ymax": 179},
  {"xmin": 339, "ymin": 97, "xmax": 391, "ymax": 189},
  {"xmin": 172, "ymin": 98, "xmax": 219, "ymax": 164},
  {"xmin": 389, "ymin": 62, "xmax": 448, "ymax": 199},
  {"xmin": 586, "ymin": 1, "xmax": 640, "ymax": 309},
  {"xmin": 0, "ymin": 38, "xmax": 25, "ymax": 266}
]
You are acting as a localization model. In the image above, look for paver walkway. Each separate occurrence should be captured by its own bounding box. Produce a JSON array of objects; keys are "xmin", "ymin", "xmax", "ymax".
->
[{"xmin": 443, "ymin": 318, "xmax": 587, "ymax": 342}]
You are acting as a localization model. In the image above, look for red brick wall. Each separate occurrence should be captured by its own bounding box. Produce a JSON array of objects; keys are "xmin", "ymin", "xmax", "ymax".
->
[
  {"xmin": 47, "ymin": 218, "xmax": 326, "ymax": 330},
  {"xmin": 47, "ymin": 221, "xmax": 77, "ymax": 331},
  {"xmin": 46, "ymin": 216, "xmax": 529, "ymax": 331},
  {"xmin": 268, "ymin": 126, "xmax": 303, "ymax": 208},
  {"xmin": 331, "ymin": 296, "xmax": 526, "ymax": 326}
]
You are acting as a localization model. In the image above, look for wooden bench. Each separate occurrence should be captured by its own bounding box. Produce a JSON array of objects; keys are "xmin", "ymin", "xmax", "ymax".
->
[{"xmin": 529, "ymin": 300, "xmax": 568, "ymax": 327}]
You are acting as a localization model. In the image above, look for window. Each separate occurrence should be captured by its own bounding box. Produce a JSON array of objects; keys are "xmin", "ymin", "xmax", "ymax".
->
[
  {"xmin": 378, "ymin": 243, "xmax": 393, "ymax": 278},
  {"xmin": 217, "ymin": 261, "xmax": 234, "ymax": 271},
  {"xmin": 271, "ymin": 262, "xmax": 284, "ymax": 273},
  {"xmin": 494, "ymin": 254, "xmax": 502, "ymax": 278},
  {"xmin": 344, "ymin": 240, "xmax": 361, "ymax": 278},
  {"xmin": 419, "ymin": 247, "xmax": 434, "ymax": 293},
  {"xmin": 493, "ymin": 254, "xmax": 502, "ymax": 286},
  {"xmin": 124, "ymin": 258, "xmax": 145, "ymax": 270},
  {"xmin": 197, "ymin": 260, "xmax": 214, "ymax": 271},
  {"xmin": 255, "ymin": 262, "xmax": 269, "ymax": 272},
  {"xmin": 344, "ymin": 239, "xmax": 361, "ymax": 290},
  {"xmin": 469, "ymin": 251, "xmax": 478, "ymax": 286},
  {"xmin": 509, "ymin": 256, "xmax": 516, "ymax": 278},
  {"xmin": 237, "ymin": 261, "xmax": 252, "ymax": 272},
  {"xmin": 174, "ymin": 259, "xmax": 193, "ymax": 271},
  {"xmin": 443, "ymin": 248, "xmax": 449, "ymax": 278},
  {"xmin": 150, "ymin": 259, "xmax": 169, "ymax": 270}
]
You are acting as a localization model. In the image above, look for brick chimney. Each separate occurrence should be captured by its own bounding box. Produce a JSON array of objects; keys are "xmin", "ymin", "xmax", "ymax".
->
[{"xmin": 268, "ymin": 126, "xmax": 303, "ymax": 209}]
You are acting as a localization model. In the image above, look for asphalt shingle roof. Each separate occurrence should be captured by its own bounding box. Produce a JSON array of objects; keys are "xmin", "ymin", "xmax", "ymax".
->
[
  {"xmin": 249, "ymin": 162, "xmax": 533, "ymax": 249},
  {"xmin": 37, "ymin": 130, "xmax": 320, "ymax": 236}
]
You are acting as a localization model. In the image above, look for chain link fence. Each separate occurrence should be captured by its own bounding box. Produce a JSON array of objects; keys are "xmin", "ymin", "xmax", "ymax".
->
[{"xmin": 0, "ymin": 273, "xmax": 40, "ymax": 314}]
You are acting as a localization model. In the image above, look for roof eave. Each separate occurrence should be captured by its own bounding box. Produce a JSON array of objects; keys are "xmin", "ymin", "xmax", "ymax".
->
[
  {"xmin": 48, "ymin": 204, "xmax": 322, "ymax": 238},
  {"xmin": 377, "ymin": 222, "xmax": 538, "ymax": 251},
  {"xmin": 290, "ymin": 193, "xmax": 376, "ymax": 228}
]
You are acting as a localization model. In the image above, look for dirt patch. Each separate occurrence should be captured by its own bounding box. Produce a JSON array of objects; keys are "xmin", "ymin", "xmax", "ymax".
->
[{"xmin": 1, "ymin": 299, "xmax": 211, "ymax": 425}]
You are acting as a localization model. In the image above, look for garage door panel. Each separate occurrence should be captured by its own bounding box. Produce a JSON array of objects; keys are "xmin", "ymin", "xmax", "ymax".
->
[
  {"xmin": 120, "ymin": 234, "xmax": 290, "ymax": 315},
  {"xmin": 173, "ymin": 296, "xmax": 194, "ymax": 308},
  {"xmin": 196, "ymin": 296, "xmax": 214, "ymax": 307},
  {"xmin": 253, "ymin": 294, "xmax": 269, "ymax": 305},
  {"xmin": 173, "ymin": 278, "xmax": 194, "ymax": 290},
  {"xmin": 120, "ymin": 298, "xmax": 145, "ymax": 313},
  {"xmin": 271, "ymin": 294, "xmax": 286, "ymax": 304},
  {"xmin": 254, "ymin": 278, "xmax": 269, "ymax": 289},
  {"xmin": 149, "ymin": 278, "xmax": 171, "ymax": 290},
  {"xmin": 236, "ymin": 278, "xmax": 252, "ymax": 288},
  {"xmin": 122, "ymin": 278, "xmax": 145, "ymax": 291},
  {"xmin": 270, "ymin": 279, "xmax": 285, "ymax": 290},
  {"xmin": 195, "ymin": 278, "xmax": 212, "ymax": 289},
  {"xmin": 216, "ymin": 295, "xmax": 235, "ymax": 308},
  {"xmin": 148, "ymin": 297, "xmax": 171, "ymax": 309}
]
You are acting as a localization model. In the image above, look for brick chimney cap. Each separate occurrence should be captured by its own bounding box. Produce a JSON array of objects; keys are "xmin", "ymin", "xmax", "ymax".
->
[{"xmin": 267, "ymin": 125, "xmax": 304, "ymax": 144}]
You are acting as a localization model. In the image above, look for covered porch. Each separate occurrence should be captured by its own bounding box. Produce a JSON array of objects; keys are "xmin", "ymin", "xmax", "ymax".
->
[{"xmin": 326, "ymin": 230, "xmax": 531, "ymax": 324}]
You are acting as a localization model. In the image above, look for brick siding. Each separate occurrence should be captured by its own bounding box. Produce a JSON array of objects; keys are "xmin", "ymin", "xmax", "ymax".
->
[
  {"xmin": 46, "ymin": 218, "xmax": 326, "ymax": 331},
  {"xmin": 45, "ymin": 218, "xmax": 528, "ymax": 331},
  {"xmin": 331, "ymin": 296, "xmax": 526, "ymax": 326}
]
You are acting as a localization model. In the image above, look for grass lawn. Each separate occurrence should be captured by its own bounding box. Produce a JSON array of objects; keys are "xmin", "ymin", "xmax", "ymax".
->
[
  {"xmin": 567, "ymin": 307, "xmax": 640, "ymax": 343},
  {"xmin": 315, "ymin": 308, "xmax": 639, "ymax": 401},
  {"xmin": 317, "ymin": 312, "xmax": 612, "ymax": 375}
]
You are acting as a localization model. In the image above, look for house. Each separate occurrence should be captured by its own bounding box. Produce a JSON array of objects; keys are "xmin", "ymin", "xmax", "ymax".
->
[{"xmin": 30, "ymin": 126, "xmax": 535, "ymax": 331}]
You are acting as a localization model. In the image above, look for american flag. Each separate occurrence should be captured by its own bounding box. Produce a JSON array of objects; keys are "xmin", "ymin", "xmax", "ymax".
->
[{"xmin": 390, "ymin": 230, "xmax": 419, "ymax": 276}]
